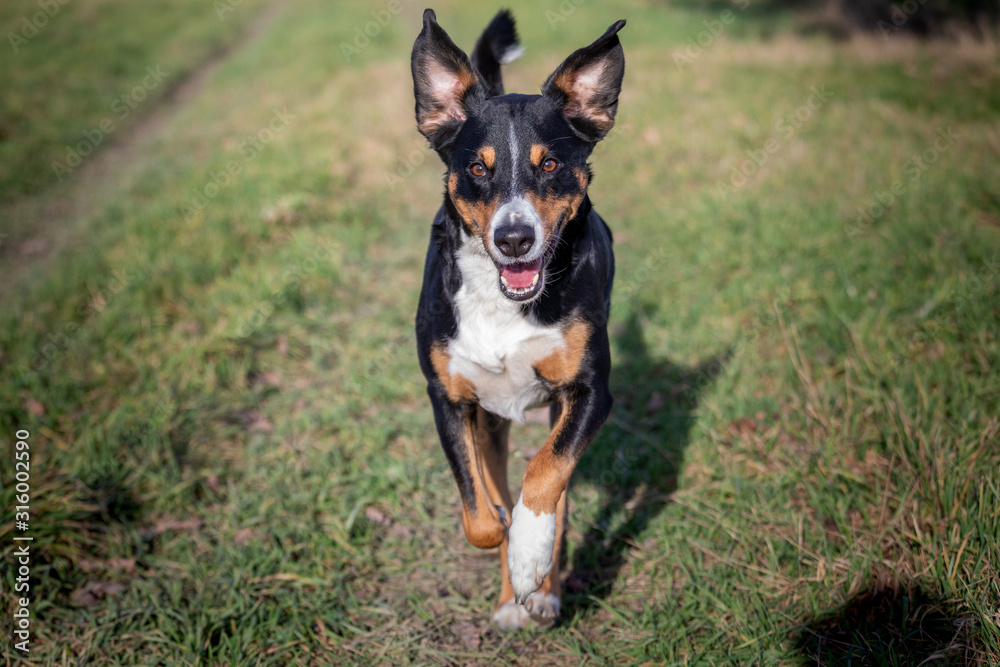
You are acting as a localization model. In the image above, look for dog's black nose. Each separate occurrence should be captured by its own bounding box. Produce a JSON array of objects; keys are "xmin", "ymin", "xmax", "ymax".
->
[{"xmin": 494, "ymin": 224, "xmax": 535, "ymax": 258}]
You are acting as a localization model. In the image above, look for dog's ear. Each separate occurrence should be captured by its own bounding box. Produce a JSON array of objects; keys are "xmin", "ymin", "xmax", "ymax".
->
[
  {"xmin": 542, "ymin": 19, "xmax": 626, "ymax": 143},
  {"xmin": 411, "ymin": 9, "xmax": 485, "ymax": 153}
]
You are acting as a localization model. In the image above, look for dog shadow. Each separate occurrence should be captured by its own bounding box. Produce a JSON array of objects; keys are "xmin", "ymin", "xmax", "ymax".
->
[{"xmin": 562, "ymin": 305, "xmax": 731, "ymax": 619}]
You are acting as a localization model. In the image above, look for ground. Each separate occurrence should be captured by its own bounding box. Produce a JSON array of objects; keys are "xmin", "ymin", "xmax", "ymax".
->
[{"xmin": 1, "ymin": 0, "xmax": 999, "ymax": 664}]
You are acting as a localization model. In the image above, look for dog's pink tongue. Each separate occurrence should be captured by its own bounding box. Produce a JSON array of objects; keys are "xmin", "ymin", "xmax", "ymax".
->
[{"xmin": 501, "ymin": 259, "xmax": 542, "ymax": 289}]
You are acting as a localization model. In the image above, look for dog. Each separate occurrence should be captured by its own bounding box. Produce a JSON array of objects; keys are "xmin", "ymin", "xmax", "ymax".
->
[{"xmin": 411, "ymin": 8, "xmax": 624, "ymax": 629}]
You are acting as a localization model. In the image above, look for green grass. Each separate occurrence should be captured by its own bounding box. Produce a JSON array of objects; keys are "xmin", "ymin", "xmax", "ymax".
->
[
  {"xmin": 2, "ymin": 0, "xmax": 999, "ymax": 663},
  {"xmin": 0, "ymin": 0, "xmax": 271, "ymax": 206}
]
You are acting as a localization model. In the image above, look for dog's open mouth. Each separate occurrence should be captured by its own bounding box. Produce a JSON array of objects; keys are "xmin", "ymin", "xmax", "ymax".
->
[
  {"xmin": 496, "ymin": 238, "xmax": 557, "ymax": 301},
  {"xmin": 498, "ymin": 257, "xmax": 544, "ymax": 301}
]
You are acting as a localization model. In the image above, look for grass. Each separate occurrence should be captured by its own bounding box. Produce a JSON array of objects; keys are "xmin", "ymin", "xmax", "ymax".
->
[
  {"xmin": 1, "ymin": 0, "xmax": 999, "ymax": 663},
  {"xmin": 0, "ymin": 0, "xmax": 272, "ymax": 205}
]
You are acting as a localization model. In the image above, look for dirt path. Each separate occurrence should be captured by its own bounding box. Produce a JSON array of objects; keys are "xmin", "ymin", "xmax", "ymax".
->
[{"xmin": 0, "ymin": 0, "xmax": 292, "ymax": 300}]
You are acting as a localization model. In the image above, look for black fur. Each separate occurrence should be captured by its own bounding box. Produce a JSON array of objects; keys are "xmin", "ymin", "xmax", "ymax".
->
[
  {"xmin": 471, "ymin": 9, "xmax": 521, "ymax": 97},
  {"xmin": 412, "ymin": 8, "xmax": 624, "ymax": 575}
]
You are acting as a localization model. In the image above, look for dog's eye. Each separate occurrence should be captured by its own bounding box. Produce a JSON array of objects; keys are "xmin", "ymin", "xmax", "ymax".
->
[
  {"xmin": 541, "ymin": 158, "xmax": 559, "ymax": 173},
  {"xmin": 469, "ymin": 163, "xmax": 487, "ymax": 177}
]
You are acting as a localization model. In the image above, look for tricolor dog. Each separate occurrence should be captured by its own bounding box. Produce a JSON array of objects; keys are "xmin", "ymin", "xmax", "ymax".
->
[{"xmin": 411, "ymin": 8, "xmax": 625, "ymax": 629}]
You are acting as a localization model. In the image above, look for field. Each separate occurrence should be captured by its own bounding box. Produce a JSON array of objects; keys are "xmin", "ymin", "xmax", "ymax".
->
[{"xmin": 2, "ymin": 0, "xmax": 999, "ymax": 664}]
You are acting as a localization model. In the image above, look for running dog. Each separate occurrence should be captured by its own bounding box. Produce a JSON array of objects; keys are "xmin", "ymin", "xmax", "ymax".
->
[{"xmin": 411, "ymin": 8, "xmax": 625, "ymax": 628}]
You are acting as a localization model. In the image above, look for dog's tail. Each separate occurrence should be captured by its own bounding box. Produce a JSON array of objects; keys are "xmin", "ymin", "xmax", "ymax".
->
[{"xmin": 471, "ymin": 9, "xmax": 523, "ymax": 98}]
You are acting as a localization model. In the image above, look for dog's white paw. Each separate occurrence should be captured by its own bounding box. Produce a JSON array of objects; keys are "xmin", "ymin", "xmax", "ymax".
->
[
  {"xmin": 492, "ymin": 592, "xmax": 561, "ymax": 630},
  {"xmin": 507, "ymin": 495, "xmax": 555, "ymax": 604},
  {"xmin": 524, "ymin": 591, "xmax": 560, "ymax": 620},
  {"xmin": 492, "ymin": 598, "xmax": 531, "ymax": 629}
]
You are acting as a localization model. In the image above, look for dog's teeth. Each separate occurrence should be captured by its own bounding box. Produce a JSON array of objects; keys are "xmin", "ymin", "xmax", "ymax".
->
[
  {"xmin": 500, "ymin": 275, "xmax": 509, "ymax": 287},
  {"xmin": 531, "ymin": 272, "xmax": 539, "ymax": 287}
]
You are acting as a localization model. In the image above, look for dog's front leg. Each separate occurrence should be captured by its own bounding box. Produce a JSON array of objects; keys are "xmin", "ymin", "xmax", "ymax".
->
[
  {"xmin": 507, "ymin": 383, "xmax": 612, "ymax": 603},
  {"xmin": 427, "ymin": 386, "xmax": 508, "ymax": 549}
]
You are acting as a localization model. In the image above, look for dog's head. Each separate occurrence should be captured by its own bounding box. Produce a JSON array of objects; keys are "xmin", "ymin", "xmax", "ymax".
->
[{"xmin": 411, "ymin": 9, "xmax": 625, "ymax": 302}]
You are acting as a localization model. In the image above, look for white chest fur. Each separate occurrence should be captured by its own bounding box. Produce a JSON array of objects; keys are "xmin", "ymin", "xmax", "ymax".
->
[{"xmin": 448, "ymin": 238, "xmax": 564, "ymax": 422}]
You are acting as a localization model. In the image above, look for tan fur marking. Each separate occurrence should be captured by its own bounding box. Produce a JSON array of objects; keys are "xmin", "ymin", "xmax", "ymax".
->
[
  {"xmin": 526, "ymin": 190, "xmax": 585, "ymax": 237},
  {"xmin": 460, "ymin": 414, "xmax": 506, "ymax": 549},
  {"xmin": 462, "ymin": 511, "xmax": 505, "ymax": 549},
  {"xmin": 585, "ymin": 112, "xmax": 614, "ymax": 132},
  {"xmin": 551, "ymin": 66, "xmax": 615, "ymax": 132},
  {"xmin": 551, "ymin": 71, "xmax": 576, "ymax": 102},
  {"xmin": 520, "ymin": 404, "xmax": 576, "ymax": 514},
  {"xmin": 418, "ymin": 112, "xmax": 453, "ymax": 137},
  {"xmin": 477, "ymin": 408, "xmax": 514, "ymax": 511},
  {"xmin": 448, "ymin": 172, "xmax": 488, "ymax": 236},
  {"xmin": 530, "ymin": 144, "xmax": 547, "ymax": 167},
  {"xmin": 456, "ymin": 65, "xmax": 478, "ymax": 91},
  {"xmin": 417, "ymin": 63, "xmax": 477, "ymax": 137},
  {"xmin": 476, "ymin": 408, "xmax": 517, "ymax": 610},
  {"xmin": 478, "ymin": 146, "xmax": 496, "ymax": 170},
  {"xmin": 451, "ymin": 185, "xmax": 499, "ymax": 239},
  {"xmin": 486, "ymin": 406, "xmax": 568, "ymax": 612},
  {"xmin": 534, "ymin": 320, "xmax": 591, "ymax": 385},
  {"xmin": 430, "ymin": 344, "xmax": 476, "ymax": 403}
]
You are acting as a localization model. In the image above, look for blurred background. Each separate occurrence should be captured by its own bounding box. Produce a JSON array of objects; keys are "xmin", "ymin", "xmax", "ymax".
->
[{"xmin": 1, "ymin": 0, "xmax": 998, "ymax": 663}]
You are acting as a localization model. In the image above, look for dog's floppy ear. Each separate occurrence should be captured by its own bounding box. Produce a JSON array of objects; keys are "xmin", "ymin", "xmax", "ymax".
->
[
  {"xmin": 542, "ymin": 19, "xmax": 626, "ymax": 143},
  {"xmin": 411, "ymin": 9, "xmax": 485, "ymax": 153}
]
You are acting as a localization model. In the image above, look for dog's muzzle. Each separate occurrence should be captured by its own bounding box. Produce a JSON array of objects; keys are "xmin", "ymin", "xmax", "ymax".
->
[{"xmin": 490, "ymin": 198, "xmax": 548, "ymax": 301}]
